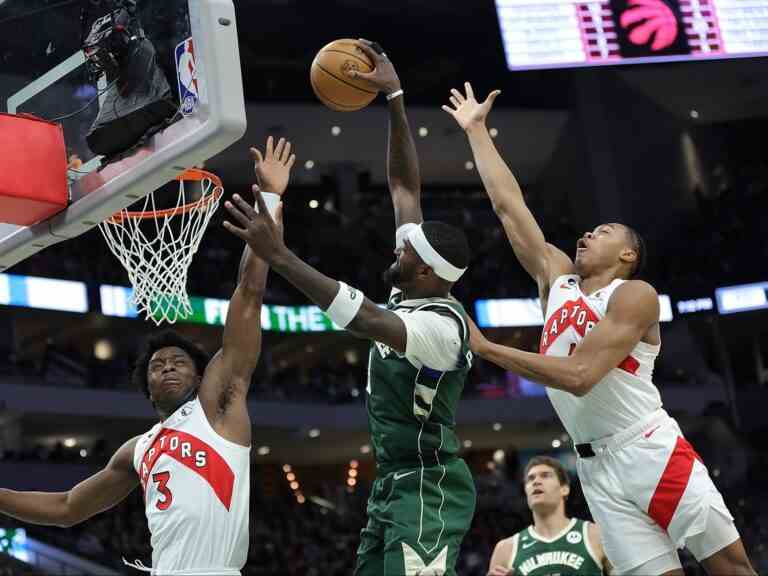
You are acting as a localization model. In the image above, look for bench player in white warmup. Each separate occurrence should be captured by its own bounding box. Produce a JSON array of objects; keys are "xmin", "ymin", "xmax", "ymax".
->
[
  {"xmin": 442, "ymin": 84, "xmax": 756, "ymax": 576},
  {"xmin": 0, "ymin": 136, "xmax": 295, "ymax": 575}
]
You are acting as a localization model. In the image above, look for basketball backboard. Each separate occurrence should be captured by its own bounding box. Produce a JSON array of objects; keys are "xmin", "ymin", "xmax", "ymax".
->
[{"xmin": 0, "ymin": 0, "xmax": 246, "ymax": 270}]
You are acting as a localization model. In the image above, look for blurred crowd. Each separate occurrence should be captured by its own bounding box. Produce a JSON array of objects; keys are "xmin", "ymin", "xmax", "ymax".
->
[
  {"xmin": 4, "ymin": 336, "xmax": 720, "ymax": 409},
  {"xmin": 655, "ymin": 157, "xmax": 768, "ymax": 299}
]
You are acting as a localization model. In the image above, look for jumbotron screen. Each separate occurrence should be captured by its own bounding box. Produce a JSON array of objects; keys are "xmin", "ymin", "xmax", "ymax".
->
[{"xmin": 495, "ymin": 0, "xmax": 768, "ymax": 70}]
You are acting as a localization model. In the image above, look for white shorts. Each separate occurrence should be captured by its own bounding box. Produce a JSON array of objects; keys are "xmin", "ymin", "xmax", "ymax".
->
[{"xmin": 576, "ymin": 410, "xmax": 740, "ymax": 574}]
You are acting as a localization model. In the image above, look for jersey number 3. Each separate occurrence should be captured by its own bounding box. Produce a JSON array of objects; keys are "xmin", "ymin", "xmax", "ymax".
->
[{"xmin": 152, "ymin": 471, "xmax": 173, "ymax": 510}]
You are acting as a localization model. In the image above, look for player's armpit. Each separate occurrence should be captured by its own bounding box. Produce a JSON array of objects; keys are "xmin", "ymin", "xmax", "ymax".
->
[
  {"xmin": 545, "ymin": 243, "xmax": 575, "ymax": 284},
  {"xmin": 195, "ymin": 281, "xmax": 264, "ymax": 446},
  {"xmin": 569, "ymin": 281, "xmax": 659, "ymax": 394},
  {"xmin": 198, "ymin": 348, "xmax": 255, "ymax": 447},
  {"xmin": 535, "ymin": 243, "xmax": 575, "ymax": 307}
]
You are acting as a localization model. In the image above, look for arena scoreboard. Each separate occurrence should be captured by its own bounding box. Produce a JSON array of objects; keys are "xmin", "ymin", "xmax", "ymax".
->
[{"xmin": 495, "ymin": 0, "xmax": 768, "ymax": 70}]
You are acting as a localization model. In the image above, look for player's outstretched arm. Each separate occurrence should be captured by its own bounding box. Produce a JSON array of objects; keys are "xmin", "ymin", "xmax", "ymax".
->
[
  {"xmin": 0, "ymin": 436, "xmax": 139, "ymax": 528},
  {"xmin": 443, "ymin": 83, "xmax": 572, "ymax": 291},
  {"xmin": 348, "ymin": 39, "xmax": 423, "ymax": 227},
  {"xmin": 201, "ymin": 138, "xmax": 294, "ymax": 446},
  {"xmin": 223, "ymin": 191, "xmax": 408, "ymax": 354},
  {"xmin": 468, "ymin": 281, "xmax": 659, "ymax": 396}
]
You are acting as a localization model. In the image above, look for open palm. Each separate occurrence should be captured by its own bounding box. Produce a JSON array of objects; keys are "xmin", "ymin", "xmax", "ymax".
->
[
  {"xmin": 442, "ymin": 82, "xmax": 501, "ymax": 131},
  {"xmin": 251, "ymin": 136, "xmax": 296, "ymax": 196}
]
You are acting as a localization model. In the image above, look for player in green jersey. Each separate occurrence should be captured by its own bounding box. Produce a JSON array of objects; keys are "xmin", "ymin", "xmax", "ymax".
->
[
  {"xmin": 223, "ymin": 39, "xmax": 476, "ymax": 575},
  {"xmin": 488, "ymin": 456, "xmax": 611, "ymax": 576}
]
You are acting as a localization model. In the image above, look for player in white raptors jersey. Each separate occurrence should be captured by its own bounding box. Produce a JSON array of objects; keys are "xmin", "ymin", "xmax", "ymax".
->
[
  {"xmin": 443, "ymin": 84, "xmax": 756, "ymax": 576},
  {"xmin": 0, "ymin": 136, "xmax": 296, "ymax": 575}
]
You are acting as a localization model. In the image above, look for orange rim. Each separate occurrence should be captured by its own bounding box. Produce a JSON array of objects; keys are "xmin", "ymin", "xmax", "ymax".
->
[{"xmin": 107, "ymin": 168, "xmax": 223, "ymax": 223}]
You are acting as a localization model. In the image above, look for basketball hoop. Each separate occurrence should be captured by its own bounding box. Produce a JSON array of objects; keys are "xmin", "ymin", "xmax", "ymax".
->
[{"xmin": 99, "ymin": 168, "xmax": 223, "ymax": 325}]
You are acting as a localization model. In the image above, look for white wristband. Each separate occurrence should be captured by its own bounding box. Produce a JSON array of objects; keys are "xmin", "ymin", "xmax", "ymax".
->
[
  {"xmin": 257, "ymin": 192, "xmax": 280, "ymax": 219},
  {"xmin": 326, "ymin": 282, "xmax": 364, "ymax": 328},
  {"xmin": 386, "ymin": 89, "xmax": 404, "ymax": 101}
]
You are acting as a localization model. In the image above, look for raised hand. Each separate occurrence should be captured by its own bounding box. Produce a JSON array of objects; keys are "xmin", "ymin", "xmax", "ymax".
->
[
  {"xmin": 250, "ymin": 136, "xmax": 296, "ymax": 196},
  {"xmin": 442, "ymin": 82, "xmax": 501, "ymax": 132},
  {"xmin": 345, "ymin": 39, "xmax": 401, "ymax": 96},
  {"xmin": 223, "ymin": 189, "xmax": 286, "ymax": 263}
]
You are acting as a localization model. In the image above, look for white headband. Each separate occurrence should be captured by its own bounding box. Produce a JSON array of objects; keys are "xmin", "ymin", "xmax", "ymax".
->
[{"xmin": 406, "ymin": 223, "xmax": 467, "ymax": 282}]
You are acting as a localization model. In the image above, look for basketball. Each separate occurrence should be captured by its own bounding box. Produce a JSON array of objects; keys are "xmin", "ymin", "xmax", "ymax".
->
[{"xmin": 310, "ymin": 39, "xmax": 378, "ymax": 111}]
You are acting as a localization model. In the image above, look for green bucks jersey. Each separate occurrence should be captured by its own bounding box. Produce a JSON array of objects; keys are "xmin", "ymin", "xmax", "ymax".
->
[
  {"xmin": 366, "ymin": 290, "xmax": 472, "ymax": 472},
  {"xmin": 509, "ymin": 519, "xmax": 603, "ymax": 576}
]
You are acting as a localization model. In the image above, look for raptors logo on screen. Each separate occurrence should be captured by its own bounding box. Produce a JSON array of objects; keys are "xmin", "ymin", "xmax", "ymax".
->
[
  {"xmin": 496, "ymin": 0, "xmax": 748, "ymax": 70},
  {"xmin": 620, "ymin": 0, "xmax": 678, "ymax": 50},
  {"xmin": 610, "ymin": 0, "xmax": 690, "ymax": 56}
]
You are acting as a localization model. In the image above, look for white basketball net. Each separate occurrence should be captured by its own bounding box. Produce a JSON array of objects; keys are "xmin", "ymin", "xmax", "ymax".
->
[{"xmin": 99, "ymin": 172, "xmax": 222, "ymax": 325}]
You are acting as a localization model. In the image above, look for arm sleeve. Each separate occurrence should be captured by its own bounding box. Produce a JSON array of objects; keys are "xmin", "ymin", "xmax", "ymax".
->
[{"xmin": 393, "ymin": 309, "xmax": 462, "ymax": 371}]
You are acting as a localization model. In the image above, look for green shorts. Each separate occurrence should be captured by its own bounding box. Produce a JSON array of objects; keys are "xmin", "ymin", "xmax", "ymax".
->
[{"xmin": 354, "ymin": 457, "xmax": 476, "ymax": 576}]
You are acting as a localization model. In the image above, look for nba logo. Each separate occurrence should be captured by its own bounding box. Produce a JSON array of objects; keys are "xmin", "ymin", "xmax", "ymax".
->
[{"xmin": 175, "ymin": 37, "xmax": 199, "ymax": 116}]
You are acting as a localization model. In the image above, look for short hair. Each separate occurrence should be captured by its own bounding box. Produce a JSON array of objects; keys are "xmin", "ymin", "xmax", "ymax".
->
[
  {"xmin": 132, "ymin": 330, "xmax": 209, "ymax": 398},
  {"xmin": 421, "ymin": 221, "xmax": 470, "ymax": 273},
  {"xmin": 524, "ymin": 455, "xmax": 570, "ymax": 486},
  {"xmin": 623, "ymin": 225, "xmax": 646, "ymax": 279}
]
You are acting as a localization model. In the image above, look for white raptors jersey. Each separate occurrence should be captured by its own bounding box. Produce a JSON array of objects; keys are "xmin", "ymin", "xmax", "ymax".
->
[
  {"xmin": 541, "ymin": 275, "xmax": 663, "ymax": 443},
  {"xmin": 132, "ymin": 397, "xmax": 250, "ymax": 575}
]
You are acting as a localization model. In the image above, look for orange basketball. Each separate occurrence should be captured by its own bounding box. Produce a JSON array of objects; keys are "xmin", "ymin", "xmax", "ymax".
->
[{"xmin": 310, "ymin": 39, "xmax": 378, "ymax": 112}]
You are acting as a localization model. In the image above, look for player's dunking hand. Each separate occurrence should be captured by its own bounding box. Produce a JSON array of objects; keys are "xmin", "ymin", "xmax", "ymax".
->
[
  {"xmin": 346, "ymin": 39, "xmax": 401, "ymax": 95},
  {"xmin": 250, "ymin": 136, "xmax": 295, "ymax": 196},
  {"xmin": 442, "ymin": 82, "xmax": 501, "ymax": 132},
  {"xmin": 223, "ymin": 189, "xmax": 285, "ymax": 262}
]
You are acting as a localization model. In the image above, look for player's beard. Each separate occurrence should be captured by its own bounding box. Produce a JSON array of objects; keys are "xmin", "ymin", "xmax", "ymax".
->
[{"xmin": 383, "ymin": 260, "xmax": 402, "ymax": 287}]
